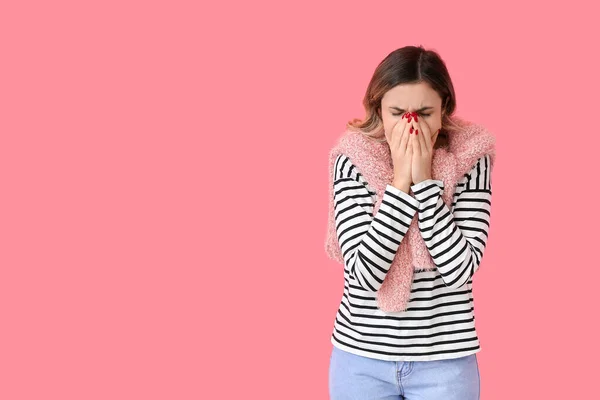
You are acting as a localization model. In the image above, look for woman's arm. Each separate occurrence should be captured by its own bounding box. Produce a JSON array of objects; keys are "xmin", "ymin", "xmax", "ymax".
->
[
  {"xmin": 333, "ymin": 154, "xmax": 420, "ymax": 292},
  {"xmin": 410, "ymin": 155, "xmax": 493, "ymax": 289}
]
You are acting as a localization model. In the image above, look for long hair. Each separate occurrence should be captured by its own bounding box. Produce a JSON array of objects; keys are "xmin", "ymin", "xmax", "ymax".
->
[{"xmin": 347, "ymin": 45, "xmax": 463, "ymax": 143}]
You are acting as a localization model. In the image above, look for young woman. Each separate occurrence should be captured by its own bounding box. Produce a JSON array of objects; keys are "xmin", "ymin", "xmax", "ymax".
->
[{"xmin": 325, "ymin": 45, "xmax": 496, "ymax": 399}]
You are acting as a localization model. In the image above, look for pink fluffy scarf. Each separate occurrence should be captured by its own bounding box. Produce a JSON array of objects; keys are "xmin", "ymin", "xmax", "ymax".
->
[{"xmin": 325, "ymin": 116, "xmax": 496, "ymax": 312}]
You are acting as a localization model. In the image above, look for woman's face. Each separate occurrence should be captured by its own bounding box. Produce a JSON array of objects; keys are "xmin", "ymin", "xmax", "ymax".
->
[{"xmin": 380, "ymin": 81, "xmax": 444, "ymax": 145}]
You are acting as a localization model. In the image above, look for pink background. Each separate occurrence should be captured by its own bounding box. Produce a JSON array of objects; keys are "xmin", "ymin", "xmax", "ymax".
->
[{"xmin": 1, "ymin": 1, "xmax": 599, "ymax": 398}]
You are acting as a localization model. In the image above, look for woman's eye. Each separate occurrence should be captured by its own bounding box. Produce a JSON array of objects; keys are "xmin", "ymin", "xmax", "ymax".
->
[{"xmin": 392, "ymin": 113, "xmax": 431, "ymax": 117}]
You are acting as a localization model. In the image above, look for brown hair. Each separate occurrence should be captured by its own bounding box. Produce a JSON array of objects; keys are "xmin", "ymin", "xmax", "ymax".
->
[{"xmin": 347, "ymin": 45, "xmax": 462, "ymax": 143}]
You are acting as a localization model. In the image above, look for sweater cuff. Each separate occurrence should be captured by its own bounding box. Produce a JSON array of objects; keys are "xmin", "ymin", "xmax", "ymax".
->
[
  {"xmin": 385, "ymin": 184, "xmax": 420, "ymax": 211},
  {"xmin": 410, "ymin": 179, "xmax": 444, "ymax": 203}
]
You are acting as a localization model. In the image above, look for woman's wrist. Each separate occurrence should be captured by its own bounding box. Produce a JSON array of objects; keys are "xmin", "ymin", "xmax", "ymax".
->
[{"xmin": 392, "ymin": 180, "xmax": 411, "ymax": 194}]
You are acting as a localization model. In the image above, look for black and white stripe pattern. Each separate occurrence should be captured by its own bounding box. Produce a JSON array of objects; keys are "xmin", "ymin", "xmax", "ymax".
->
[{"xmin": 330, "ymin": 154, "xmax": 493, "ymax": 361}]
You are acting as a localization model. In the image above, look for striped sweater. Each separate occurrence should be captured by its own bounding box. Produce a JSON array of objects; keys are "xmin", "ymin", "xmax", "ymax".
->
[{"xmin": 330, "ymin": 153, "xmax": 492, "ymax": 361}]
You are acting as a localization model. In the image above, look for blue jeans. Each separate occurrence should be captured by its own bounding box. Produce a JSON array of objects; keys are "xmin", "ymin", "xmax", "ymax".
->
[{"xmin": 329, "ymin": 345, "xmax": 480, "ymax": 400}]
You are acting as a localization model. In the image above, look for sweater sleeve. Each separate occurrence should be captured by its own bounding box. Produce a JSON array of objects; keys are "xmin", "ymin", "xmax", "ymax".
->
[
  {"xmin": 333, "ymin": 154, "xmax": 420, "ymax": 292},
  {"xmin": 409, "ymin": 155, "xmax": 493, "ymax": 289}
]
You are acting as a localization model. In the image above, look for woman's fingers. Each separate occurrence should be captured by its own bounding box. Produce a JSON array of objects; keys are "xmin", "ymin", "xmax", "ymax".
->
[
  {"xmin": 418, "ymin": 118, "xmax": 433, "ymax": 152},
  {"xmin": 410, "ymin": 124, "xmax": 419, "ymax": 156},
  {"xmin": 404, "ymin": 113, "xmax": 416, "ymax": 152},
  {"xmin": 399, "ymin": 113, "xmax": 412, "ymax": 153},
  {"xmin": 391, "ymin": 116, "xmax": 406, "ymax": 149},
  {"xmin": 415, "ymin": 119, "xmax": 426, "ymax": 155},
  {"xmin": 405, "ymin": 118, "xmax": 413, "ymax": 155}
]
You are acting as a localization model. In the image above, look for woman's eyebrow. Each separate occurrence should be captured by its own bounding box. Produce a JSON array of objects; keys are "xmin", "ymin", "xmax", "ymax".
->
[{"xmin": 390, "ymin": 106, "xmax": 434, "ymax": 112}]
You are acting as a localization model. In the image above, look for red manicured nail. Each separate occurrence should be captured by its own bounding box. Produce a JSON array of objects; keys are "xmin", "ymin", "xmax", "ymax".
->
[
  {"xmin": 415, "ymin": 129, "xmax": 419, "ymax": 135},
  {"xmin": 410, "ymin": 126, "xmax": 413, "ymax": 133}
]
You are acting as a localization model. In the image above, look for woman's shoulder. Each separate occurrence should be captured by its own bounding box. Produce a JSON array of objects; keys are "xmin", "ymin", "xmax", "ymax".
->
[
  {"xmin": 333, "ymin": 154, "xmax": 370, "ymax": 188},
  {"xmin": 462, "ymin": 154, "xmax": 492, "ymax": 191},
  {"xmin": 333, "ymin": 154, "xmax": 353, "ymax": 180}
]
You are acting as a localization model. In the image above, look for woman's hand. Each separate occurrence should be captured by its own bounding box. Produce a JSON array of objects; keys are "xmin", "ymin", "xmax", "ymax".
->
[
  {"xmin": 410, "ymin": 118, "xmax": 439, "ymax": 185},
  {"xmin": 388, "ymin": 113, "xmax": 414, "ymax": 192}
]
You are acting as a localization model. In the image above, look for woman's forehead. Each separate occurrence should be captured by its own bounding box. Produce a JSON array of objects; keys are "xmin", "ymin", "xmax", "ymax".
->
[{"xmin": 382, "ymin": 83, "xmax": 441, "ymax": 107}]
